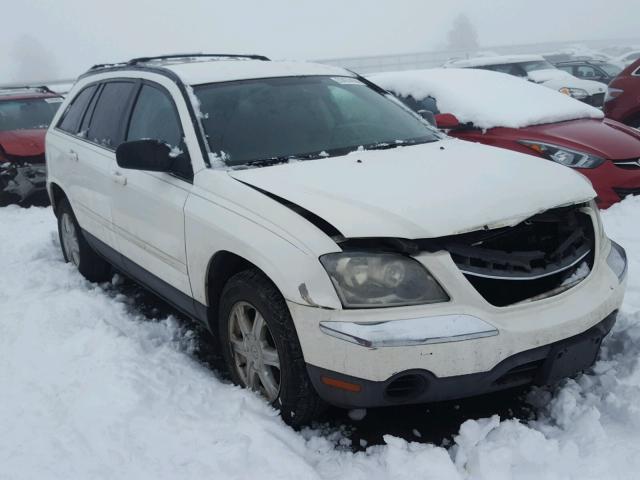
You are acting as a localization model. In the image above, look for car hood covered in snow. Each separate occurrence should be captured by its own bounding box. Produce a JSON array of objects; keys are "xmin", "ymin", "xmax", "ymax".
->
[
  {"xmin": 527, "ymin": 69, "xmax": 606, "ymax": 95},
  {"xmin": 229, "ymin": 139, "xmax": 595, "ymax": 239},
  {"xmin": 370, "ymin": 68, "xmax": 603, "ymax": 130}
]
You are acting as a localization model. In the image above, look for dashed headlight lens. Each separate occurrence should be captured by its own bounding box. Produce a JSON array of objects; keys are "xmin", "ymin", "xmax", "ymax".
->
[{"xmin": 320, "ymin": 252, "xmax": 449, "ymax": 308}]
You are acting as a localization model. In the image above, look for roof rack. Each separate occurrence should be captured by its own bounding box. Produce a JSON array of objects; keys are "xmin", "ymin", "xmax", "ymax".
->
[
  {"xmin": 0, "ymin": 85, "xmax": 56, "ymax": 95},
  {"xmin": 88, "ymin": 53, "xmax": 270, "ymax": 72}
]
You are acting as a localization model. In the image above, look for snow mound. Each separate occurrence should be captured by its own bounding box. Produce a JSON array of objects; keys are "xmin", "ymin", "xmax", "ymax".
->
[
  {"xmin": 1, "ymin": 197, "xmax": 640, "ymax": 479},
  {"xmin": 370, "ymin": 68, "xmax": 604, "ymax": 129}
]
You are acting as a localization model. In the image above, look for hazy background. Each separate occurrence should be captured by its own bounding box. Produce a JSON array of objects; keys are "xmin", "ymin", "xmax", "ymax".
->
[{"xmin": 2, "ymin": 0, "xmax": 639, "ymax": 83}]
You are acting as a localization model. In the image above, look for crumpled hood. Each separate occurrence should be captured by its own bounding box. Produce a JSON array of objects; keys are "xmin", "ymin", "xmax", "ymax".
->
[
  {"xmin": 0, "ymin": 129, "xmax": 46, "ymax": 157},
  {"xmin": 527, "ymin": 69, "xmax": 605, "ymax": 95},
  {"xmin": 229, "ymin": 139, "xmax": 595, "ymax": 239}
]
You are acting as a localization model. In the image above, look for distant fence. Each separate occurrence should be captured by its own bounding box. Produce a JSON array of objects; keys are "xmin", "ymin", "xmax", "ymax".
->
[{"xmin": 316, "ymin": 37, "xmax": 640, "ymax": 74}]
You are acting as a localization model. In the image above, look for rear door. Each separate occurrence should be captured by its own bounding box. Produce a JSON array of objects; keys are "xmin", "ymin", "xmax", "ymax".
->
[
  {"xmin": 52, "ymin": 81, "xmax": 136, "ymax": 248},
  {"xmin": 110, "ymin": 80, "xmax": 194, "ymax": 303}
]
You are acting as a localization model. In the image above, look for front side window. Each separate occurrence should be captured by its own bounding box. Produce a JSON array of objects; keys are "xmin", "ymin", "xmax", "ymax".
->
[
  {"xmin": 576, "ymin": 65, "xmax": 598, "ymax": 78},
  {"xmin": 193, "ymin": 76, "xmax": 439, "ymax": 167},
  {"xmin": 87, "ymin": 81, "xmax": 136, "ymax": 149},
  {"xmin": 58, "ymin": 85, "xmax": 97, "ymax": 134},
  {"xmin": 0, "ymin": 96, "xmax": 63, "ymax": 132},
  {"xmin": 127, "ymin": 84, "xmax": 192, "ymax": 179},
  {"xmin": 600, "ymin": 63, "xmax": 622, "ymax": 77}
]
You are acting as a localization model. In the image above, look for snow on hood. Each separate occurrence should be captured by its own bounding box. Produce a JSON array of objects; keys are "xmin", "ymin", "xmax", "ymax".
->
[
  {"xmin": 229, "ymin": 139, "xmax": 595, "ymax": 239},
  {"xmin": 527, "ymin": 69, "xmax": 606, "ymax": 94},
  {"xmin": 370, "ymin": 68, "xmax": 603, "ymax": 130}
]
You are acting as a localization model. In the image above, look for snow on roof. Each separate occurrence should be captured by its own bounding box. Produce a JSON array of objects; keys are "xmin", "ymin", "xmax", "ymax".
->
[
  {"xmin": 164, "ymin": 59, "xmax": 354, "ymax": 85},
  {"xmin": 445, "ymin": 54, "xmax": 545, "ymax": 68},
  {"xmin": 370, "ymin": 68, "xmax": 603, "ymax": 129}
]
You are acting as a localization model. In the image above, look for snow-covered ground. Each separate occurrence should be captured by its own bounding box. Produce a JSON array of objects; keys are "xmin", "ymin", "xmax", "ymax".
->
[{"xmin": 1, "ymin": 199, "xmax": 640, "ymax": 480}]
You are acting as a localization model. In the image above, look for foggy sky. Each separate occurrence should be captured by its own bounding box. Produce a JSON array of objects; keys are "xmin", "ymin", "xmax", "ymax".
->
[{"xmin": 2, "ymin": 0, "xmax": 639, "ymax": 83}]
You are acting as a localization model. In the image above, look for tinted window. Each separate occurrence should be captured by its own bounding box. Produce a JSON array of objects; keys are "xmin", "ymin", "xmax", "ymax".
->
[
  {"xmin": 576, "ymin": 65, "xmax": 598, "ymax": 78},
  {"xmin": 126, "ymin": 84, "xmax": 192, "ymax": 179},
  {"xmin": 127, "ymin": 85, "xmax": 182, "ymax": 147},
  {"xmin": 0, "ymin": 97, "xmax": 63, "ymax": 132},
  {"xmin": 87, "ymin": 82, "xmax": 136, "ymax": 149},
  {"xmin": 194, "ymin": 76, "xmax": 439, "ymax": 167},
  {"xmin": 557, "ymin": 65, "xmax": 575, "ymax": 75},
  {"xmin": 58, "ymin": 85, "xmax": 97, "ymax": 133}
]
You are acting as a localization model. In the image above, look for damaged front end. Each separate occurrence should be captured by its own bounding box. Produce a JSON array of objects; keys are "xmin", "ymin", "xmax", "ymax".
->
[
  {"xmin": 0, "ymin": 154, "xmax": 47, "ymax": 206},
  {"xmin": 339, "ymin": 203, "xmax": 596, "ymax": 307}
]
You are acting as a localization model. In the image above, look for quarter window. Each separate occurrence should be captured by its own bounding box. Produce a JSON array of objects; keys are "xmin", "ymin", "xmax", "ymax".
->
[
  {"xmin": 87, "ymin": 81, "xmax": 136, "ymax": 149},
  {"xmin": 58, "ymin": 85, "xmax": 97, "ymax": 133}
]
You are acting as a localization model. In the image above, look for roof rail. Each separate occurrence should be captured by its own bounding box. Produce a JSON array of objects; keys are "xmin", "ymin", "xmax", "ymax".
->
[
  {"xmin": 88, "ymin": 53, "xmax": 270, "ymax": 72},
  {"xmin": 0, "ymin": 85, "xmax": 55, "ymax": 95}
]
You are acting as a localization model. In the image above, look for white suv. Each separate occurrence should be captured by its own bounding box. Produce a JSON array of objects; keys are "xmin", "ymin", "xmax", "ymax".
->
[{"xmin": 46, "ymin": 54, "xmax": 627, "ymax": 425}]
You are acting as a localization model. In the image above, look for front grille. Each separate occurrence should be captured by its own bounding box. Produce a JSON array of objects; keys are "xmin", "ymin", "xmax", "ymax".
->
[
  {"xmin": 613, "ymin": 159, "xmax": 640, "ymax": 170},
  {"xmin": 5, "ymin": 153, "xmax": 45, "ymax": 166},
  {"xmin": 613, "ymin": 186, "xmax": 640, "ymax": 200},
  {"xmin": 585, "ymin": 92, "xmax": 605, "ymax": 108},
  {"xmin": 444, "ymin": 205, "xmax": 595, "ymax": 306}
]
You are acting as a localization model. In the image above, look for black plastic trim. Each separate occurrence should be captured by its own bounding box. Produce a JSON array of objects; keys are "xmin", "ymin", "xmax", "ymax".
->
[
  {"xmin": 306, "ymin": 311, "xmax": 617, "ymax": 408},
  {"xmin": 82, "ymin": 229, "xmax": 208, "ymax": 325}
]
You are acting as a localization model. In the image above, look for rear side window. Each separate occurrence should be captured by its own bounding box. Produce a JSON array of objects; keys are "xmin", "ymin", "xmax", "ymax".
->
[
  {"xmin": 58, "ymin": 85, "xmax": 97, "ymax": 133},
  {"xmin": 87, "ymin": 81, "xmax": 136, "ymax": 149}
]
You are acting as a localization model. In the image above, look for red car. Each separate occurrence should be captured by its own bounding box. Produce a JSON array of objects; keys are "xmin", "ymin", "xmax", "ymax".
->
[
  {"xmin": 0, "ymin": 86, "xmax": 63, "ymax": 205},
  {"xmin": 604, "ymin": 58, "xmax": 640, "ymax": 128},
  {"xmin": 372, "ymin": 68, "xmax": 640, "ymax": 209}
]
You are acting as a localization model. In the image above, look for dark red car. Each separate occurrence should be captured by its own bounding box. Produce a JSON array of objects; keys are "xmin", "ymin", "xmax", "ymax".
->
[
  {"xmin": 604, "ymin": 58, "xmax": 640, "ymax": 128},
  {"xmin": 372, "ymin": 68, "xmax": 640, "ymax": 209},
  {"xmin": 0, "ymin": 86, "xmax": 63, "ymax": 205}
]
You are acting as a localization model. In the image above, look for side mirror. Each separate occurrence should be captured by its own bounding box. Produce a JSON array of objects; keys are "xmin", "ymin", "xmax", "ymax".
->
[
  {"xmin": 116, "ymin": 139, "xmax": 174, "ymax": 172},
  {"xmin": 418, "ymin": 110, "xmax": 436, "ymax": 126},
  {"xmin": 435, "ymin": 113, "xmax": 460, "ymax": 129}
]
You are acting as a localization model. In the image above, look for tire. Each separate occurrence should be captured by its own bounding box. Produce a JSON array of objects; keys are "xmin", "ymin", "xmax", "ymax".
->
[
  {"xmin": 218, "ymin": 269, "xmax": 325, "ymax": 427},
  {"xmin": 57, "ymin": 198, "xmax": 112, "ymax": 282}
]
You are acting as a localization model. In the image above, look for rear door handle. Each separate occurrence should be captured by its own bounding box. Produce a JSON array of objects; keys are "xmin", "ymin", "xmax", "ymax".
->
[
  {"xmin": 111, "ymin": 171, "xmax": 127, "ymax": 186},
  {"xmin": 69, "ymin": 150, "xmax": 78, "ymax": 162}
]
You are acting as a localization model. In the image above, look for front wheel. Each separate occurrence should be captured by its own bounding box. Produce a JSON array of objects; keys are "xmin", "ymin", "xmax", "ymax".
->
[
  {"xmin": 218, "ymin": 269, "xmax": 325, "ymax": 426},
  {"xmin": 57, "ymin": 198, "xmax": 111, "ymax": 282}
]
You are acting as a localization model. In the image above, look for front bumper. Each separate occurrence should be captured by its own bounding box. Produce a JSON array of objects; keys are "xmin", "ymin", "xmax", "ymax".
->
[
  {"xmin": 288, "ymin": 236, "xmax": 626, "ymax": 407},
  {"xmin": 0, "ymin": 162, "xmax": 47, "ymax": 204},
  {"xmin": 307, "ymin": 311, "xmax": 617, "ymax": 408}
]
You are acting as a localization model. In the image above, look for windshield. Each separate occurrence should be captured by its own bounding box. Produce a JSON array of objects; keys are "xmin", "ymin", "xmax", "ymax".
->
[
  {"xmin": 600, "ymin": 63, "xmax": 622, "ymax": 76},
  {"xmin": 0, "ymin": 97, "xmax": 62, "ymax": 132},
  {"xmin": 520, "ymin": 60, "xmax": 556, "ymax": 73},
  {"xmin": 193, "ymin": 76, "xmax": 440, "ymax": 166}
]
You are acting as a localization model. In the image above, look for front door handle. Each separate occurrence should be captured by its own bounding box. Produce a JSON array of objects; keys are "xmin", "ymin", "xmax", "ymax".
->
[
  {"xmin": 111, "ymin": 171, "xmax": 127, "ymax": 186},
  {"xmin": 69, "ymin": 150, "xmax": 78, "ymax": 162}
]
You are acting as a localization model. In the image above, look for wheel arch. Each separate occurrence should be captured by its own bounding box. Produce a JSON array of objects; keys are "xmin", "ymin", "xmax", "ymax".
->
[{"xmin": 48, "ymin": 182, "xmax": 68, "ymax": 216}]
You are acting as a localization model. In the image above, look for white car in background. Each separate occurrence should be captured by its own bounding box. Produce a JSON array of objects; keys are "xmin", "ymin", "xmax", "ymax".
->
[
  {"xmin": 45, "ymin": 54, "xmax": 626, "ymax": 426},
  {"xmin": 444, "ymin": 54, "xmax": 606, "ymax": 107},
  {"xmin": 615, "ymin": 50, "xmax": 640, "ymax": 68}
]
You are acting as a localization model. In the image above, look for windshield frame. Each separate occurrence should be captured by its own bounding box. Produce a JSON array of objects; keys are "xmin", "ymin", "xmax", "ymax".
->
[{"xmin": 191, "ymin": 75, "xmax": 443, "ymax": 169}]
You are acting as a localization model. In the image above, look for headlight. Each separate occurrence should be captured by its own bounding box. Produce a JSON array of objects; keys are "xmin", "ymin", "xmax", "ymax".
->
[
  {"xmin": 519, "ymin": 141, "xmax": 604, "ymax": 169},
  {"xmin": 319, "ymin": 252, "xmax": 449, "ymax": 308},
  {"xmin": 606, "ymin": 240, "xmax": 627, "ymax": 281},
  {"xmin": 604, "ymin": 87, "xmax": 624, "ymax": 104},
  {"xmin": 559, "ymin": 87, "xmax": 589, "ymax": 100}
]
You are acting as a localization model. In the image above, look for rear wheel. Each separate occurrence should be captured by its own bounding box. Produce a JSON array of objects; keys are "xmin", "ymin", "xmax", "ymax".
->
[
  {"xmin": 57, "ymin": 198, "xmax": 111, "ymax": 282},
  {"xmin": 218, "ymin": 269, "xmax": 325, "ymax": 426}
]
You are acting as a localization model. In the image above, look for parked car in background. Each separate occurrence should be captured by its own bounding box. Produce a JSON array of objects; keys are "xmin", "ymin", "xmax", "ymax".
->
[
  {"xmin": 604, "ymin": 59, "xmax": 640, "ymax": 128},
  {"xmin": 444, "ymin": 54, "xmax": 606, "ymax": 107},
  {"xmin": 0, "ymin": 86, "xmax": 63, "ymax": 205},
  {"xmin": 555, "ymin": 60, "xmax": 622, "ymax": 85},
  {"xmin": 46, "ymin": 54, "xmax": 626, "ymax": 426},
  {"xmin": 615, "ymin": 50, "xmax": 640, "ymax": 68},
  {"xmin": 372, "ymin": 68, "xmax": 640, "ymax": 208}
]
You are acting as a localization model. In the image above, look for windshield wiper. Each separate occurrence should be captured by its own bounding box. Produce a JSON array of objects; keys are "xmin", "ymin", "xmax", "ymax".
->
[
  {"xmin": 244, "ymin": 151, "xmax": 331, "ymax": 168},
  {"xmin": 363, "ymin": 138, "xmax": 430, "ymax": 151}
]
